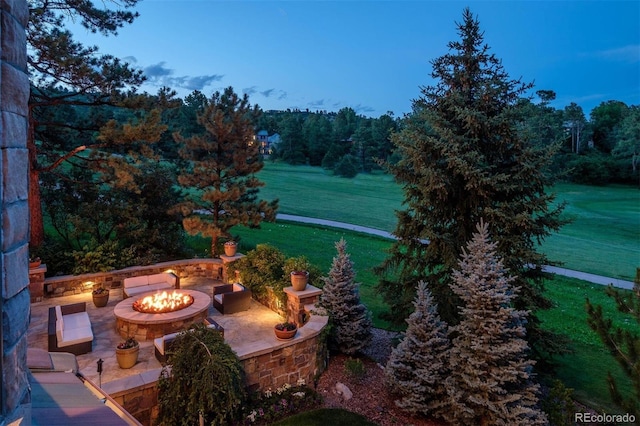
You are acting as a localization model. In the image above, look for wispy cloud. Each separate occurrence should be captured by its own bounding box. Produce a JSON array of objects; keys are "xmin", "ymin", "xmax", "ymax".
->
[
  {"xmin": 143, "ymin": 62, "xmax": 223, "ymax": 91},
  {"xmin": 591, "ymin": 45, "xmax": 640, "ymax": 63},
  {"xmin": 352, "ymin": 104, "xmax": 376, "ymax": 114},
  {"xmin": 243, "ymin": 86, "xmax": 258, "ymax": 96},
  {"xmin": 260, "ymin": 89, "xmax": 275, "ymax": 97}
]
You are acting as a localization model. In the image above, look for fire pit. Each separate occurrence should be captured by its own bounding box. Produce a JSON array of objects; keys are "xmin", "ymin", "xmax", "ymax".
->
[
  {"xmin": 113, "ymin": 289, "xmax": 211, "ymax": 341},
  {"xmin": 132, "ymin": 291, "xmax": 194, "ymax": 314}
]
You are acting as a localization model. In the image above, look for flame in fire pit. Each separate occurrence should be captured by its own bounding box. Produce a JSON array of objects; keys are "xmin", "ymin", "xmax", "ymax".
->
[{"xmin": 132, "ymin": 291, "xmax": 195, "ymax": 314}]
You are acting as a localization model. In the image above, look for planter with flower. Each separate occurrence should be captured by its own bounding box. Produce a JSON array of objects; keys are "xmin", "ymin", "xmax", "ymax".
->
[
  {"xmin": 224, "ymin": 240, "xmax": 238, "ymax": 257},
  {"xmin": 284, "ymin": 256, "xmax": 310, "ymax": 291},
  {"xmin": 29, "ymin": 256, "xmax": 41, "ymax": 269},
  {"xmin": 92, "ymin": 286, "xmax": 110, "ymax": 307},
  {"xmin": 274, "ymin": 321, "xmax": 297, "ymax": 340},
  {"xmin": 116, "ymin": 337, "xmax": 139, "ymax": 369}
]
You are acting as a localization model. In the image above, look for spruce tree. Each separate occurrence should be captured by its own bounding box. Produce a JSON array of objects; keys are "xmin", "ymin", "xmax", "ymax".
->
[
  {"xmin": 585, "ymin": 273, "xmax": 639, "ymax": 419},
  {"xmin": 375, "ymin": 8, "xmax": 566, "ymax": 359},
  {"xmin": 319, "ymin": 238, "xmax": 372, "ymax": 355},
  {"xmin": 444, "ymin": 221, "xmax": 546, "ymax": 426},
  {"xmin": 173, "ymin": 87, "xmax": 278, "ymax": 256},
  {"xmin": 385, "ymin": 281, "xmax": 450, "ymax": 418}
]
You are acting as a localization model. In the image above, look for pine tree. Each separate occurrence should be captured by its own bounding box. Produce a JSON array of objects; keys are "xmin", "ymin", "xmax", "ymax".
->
[
  {"xmin": 173, "ymin": 87, "xmax": 278, "ymax": 256},
  {"xmin": 319, "ymin": 238, "xmax": 372, "ymax": 355},
  {"xmin": 375, "ymin": 7, "xmax": 567, "ymax": 359},
  {"xmin": 385, "ymin": 281, "xmax": 450, "ymax": 418},
  {"xmin": 444, "ymin": 221, "xmax": 546, "ymax": 426},
  {"xmin": 27, "ymin": 0, "xmax": 174, "ymax": 247},
  {"xmin": 585, "ymin": 272, "xmax": 640, "ymax": 419}
]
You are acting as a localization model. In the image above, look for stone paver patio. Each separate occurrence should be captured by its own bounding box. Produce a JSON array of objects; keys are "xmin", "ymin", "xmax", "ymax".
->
[{"xmin": 27, "ymin": 277, "xmax": 286, "ymax": 393}]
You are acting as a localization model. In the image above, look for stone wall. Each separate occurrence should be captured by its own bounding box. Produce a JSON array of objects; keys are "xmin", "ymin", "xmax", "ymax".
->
[
  {"xmin": 107, "ymin": 324, "xmax": 327, "ymax": 426},
  {"xmin": 0, "ymin": 0, "xmax": 31, "ymax": 423},
  {"xmin": 31, "ymin": 258, "xmax": 234, "ymax": 300}
]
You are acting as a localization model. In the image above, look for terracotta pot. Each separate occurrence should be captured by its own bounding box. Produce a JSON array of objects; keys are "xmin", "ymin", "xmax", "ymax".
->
[
  {"xmin": 116, "ymin": 345, "xmax": 139, "ymax": 369},
  {"xmin": 290, "ymin": 271, "xmax": 309, "ymax": 291},
  {"xmin": 92, "ymin": 292, "xmax": 109, "ymax": 308},
  {"xmin": 274, "ymin": 325, "xmax": 297, "ymax": 340},
  {"xmin": 29, "ymin": 259, "xmax": 41, "ymax": 269},
  {"xmin": 224, "ymin": 242, "xmax": 237, "ymax": 257}
]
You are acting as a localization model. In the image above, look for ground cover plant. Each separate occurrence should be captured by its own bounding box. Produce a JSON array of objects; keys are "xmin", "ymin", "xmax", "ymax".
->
[
  {"xmin": 270, "ymin": 408, "xmax": 377, "ymax": 426},
  {"xmin": 198, "ymin": 220, "xmax": 636, "ymax": 415},
  {"xmin": 256, "ymin": 162, "xmax": 639, "ymax": 281}
]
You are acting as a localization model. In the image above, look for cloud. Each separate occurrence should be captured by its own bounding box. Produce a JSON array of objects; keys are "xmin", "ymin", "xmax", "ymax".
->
[
  {"xmin": 308, "ymin": 99, "xmax": 325, "ymax": 108},
  {"xmin": 353, "ymin": 104, "xmax": 376, "ymax": 114},
  {"xmin": 243, "ymin": 86, "xmax": 258, "ymax": 95},
  {"xmin": 260, "ymin": 88, "xmax": 275, "ymax": 97},
  {"xmin": 143, "ymin": 62, "xmax": 223, "ymax": 91},
  {"xmin": 144, "ymin": 62, "xmax": 173, "ymax": 78},
  {"xmin": 277, "ymin": 90, "xmax": 287, "ymax": 100},
  {"xmin": 592, "ymin": 45, "xmax": 640, "ymax": 63}
]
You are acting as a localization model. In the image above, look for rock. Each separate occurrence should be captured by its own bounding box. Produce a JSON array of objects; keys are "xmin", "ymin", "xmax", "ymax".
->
[{"xmin": 335, "ymin": 382, "xmax": 353, "ymax": 401}]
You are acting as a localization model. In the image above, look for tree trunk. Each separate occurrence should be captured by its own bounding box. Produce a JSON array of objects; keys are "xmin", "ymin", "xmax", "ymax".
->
[{"xmin": 28, "ymin": 116, "xmax": 45, "ymax": 248}]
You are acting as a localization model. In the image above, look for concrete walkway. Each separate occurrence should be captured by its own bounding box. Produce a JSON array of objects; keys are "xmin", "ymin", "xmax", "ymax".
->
[{"xmin": 277, "ymin": 214, "xmax": 636, "ymax": 290}]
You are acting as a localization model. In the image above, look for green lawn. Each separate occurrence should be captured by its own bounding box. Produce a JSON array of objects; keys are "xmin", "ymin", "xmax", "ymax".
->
[{"xmin": 257, "ymin": 162, "xmax": 640, "ymax": 280}]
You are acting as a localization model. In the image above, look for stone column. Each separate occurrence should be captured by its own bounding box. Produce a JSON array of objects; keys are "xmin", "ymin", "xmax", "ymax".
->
[
  {"xmin": 1, "ymin": 0, "xmax": 32, "ymax": 423},
  {"xmin": 283, "ymin": 284, "xmax": 322, "ymax": 328}
]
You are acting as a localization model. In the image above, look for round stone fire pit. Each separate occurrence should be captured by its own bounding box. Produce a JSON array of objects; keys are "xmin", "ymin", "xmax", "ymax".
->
[{"xmin": 114, "ymin": 289, "xmax": 211, "ymax": 341}]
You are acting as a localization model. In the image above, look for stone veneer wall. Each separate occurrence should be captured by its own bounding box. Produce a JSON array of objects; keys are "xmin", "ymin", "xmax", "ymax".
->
[
  {"xmin": 107, "ymin": 319, "xmax": 327, "ymax": 426},
  {"xmin": 0, "ymin": 0, "xmax": 31, "ymax": 423},
  {"xmin": 29, "ymin": 258, "xmax": 236, "ymax": 302}
]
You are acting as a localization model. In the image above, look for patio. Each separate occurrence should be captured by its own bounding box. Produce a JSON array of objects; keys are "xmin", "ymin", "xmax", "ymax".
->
[{"xmin": 27, "ymin": 276, "xmax": 286, "ymax": 393}]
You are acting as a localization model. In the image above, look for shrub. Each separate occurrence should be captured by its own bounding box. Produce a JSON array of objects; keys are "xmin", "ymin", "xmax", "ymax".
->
[
  {"xmin": 157, "ymin": 324, "xmax": 245, "ymax": 426},
  {"xmin": 235, "ymin": 245, "xmax": 322, "ymax": 312},
  {"xmin": 333, "ymin": 154, "xmax": 359, "ymax": 178},
  {"xmin": 343, "ymin": 357, "xmax": 366, "ymax": 379}
]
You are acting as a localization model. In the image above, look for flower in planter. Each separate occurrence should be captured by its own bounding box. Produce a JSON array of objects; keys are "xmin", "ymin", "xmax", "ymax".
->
[
  {"xmin": 92, "ymin": 286, "xmax": 108, "ymax": 295},
  {"xmin": 275, "ymin": 322, "xmax": 297, "ymax": 332},
  {"xmin": 117, "ymin": 337, "xmax": 138, "ymax": 350}
]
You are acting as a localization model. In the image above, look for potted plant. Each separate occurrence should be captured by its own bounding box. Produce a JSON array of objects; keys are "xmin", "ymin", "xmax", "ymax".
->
[
  {"xmin": 29, "ymin": 256, "xmax": 41, "ymax": 269},
  {"xmin": 116, "ymin": 337, "xmax": 139, "ymax": 369},
  {"xmin": 92, "ymin": 286, "xmax": 110, "ymax": 307},
  {"xmin": 284, "ymin": 256, "xmax": 310, "ymax": 291},
  {"xmin": 274, "ymin": 321, "xmax": 297, "ymax": 340},
  {"xmin": 224, "ymin": 240, "xmax": 237, "ymax": 257}
]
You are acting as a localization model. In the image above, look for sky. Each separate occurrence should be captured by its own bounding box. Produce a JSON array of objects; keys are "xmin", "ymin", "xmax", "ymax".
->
[{"xmin": 70, "ymin": 0, "xmax": 640, "ymax": 118}]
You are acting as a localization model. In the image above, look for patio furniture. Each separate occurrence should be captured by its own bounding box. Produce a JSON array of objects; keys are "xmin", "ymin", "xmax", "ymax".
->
[
  {"xmin": 153, "ymin": 321, "xmax": 224, "ymax": 364},
  {"xmin": 47, "ymin": 302, "xmax": 93, "ymax": 355},
  {"xmin": 122, "ymin": 272, "xmax": 178, "ymax": 298},
  {"xmin": 212, "ymin": 283, "xmax": 251, "ymax": 314}
]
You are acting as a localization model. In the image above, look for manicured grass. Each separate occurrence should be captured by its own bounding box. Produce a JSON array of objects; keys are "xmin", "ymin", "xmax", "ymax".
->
[
  {"xmin": 271, "ymin": 408, "xmax": 378, "ymax": 425},
  {"xmin": 537, "ymin": 276, "xmax": 635, "ymax": 413},
  {"xmin": 257, "ymin": 162, "xmax": 640, "ymax": 280},
  {"xmin": 540, "ymin": 183, "xmax": 640, "ymax": 281}
]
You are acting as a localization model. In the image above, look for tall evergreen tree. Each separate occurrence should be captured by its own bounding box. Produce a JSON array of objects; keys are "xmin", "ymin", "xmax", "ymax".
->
[
  {"xmin": 385, "ymin": 281, "xmax": 450, "ymax": 419},
  {"xmin": 375, "ymin": 8, "xmax": 566, "ymax": 358},
  {"xmin": 173, "ymin": 87, "xmax": 278, "ymax": 256},
  {"xmin": 28, "ymin": 0, "xmax": 172, "ymax": 247},
  {"xmin": 444, "ymin": 221, "xmax": 546, "ymax": 426},
  {"xmin": 318, "ymin": 238, "xmax": 372, "ymax": 355}
]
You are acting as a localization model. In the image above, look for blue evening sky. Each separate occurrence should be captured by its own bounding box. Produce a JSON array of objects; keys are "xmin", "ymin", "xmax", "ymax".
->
[{"xmin": 71, "ymin": 0, "xmax": 640, "ymax": 118}]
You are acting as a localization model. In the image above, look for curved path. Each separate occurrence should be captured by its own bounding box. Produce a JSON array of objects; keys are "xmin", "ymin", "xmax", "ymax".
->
[{"xmin": 277, "ymin": 214, "xmax": 635, "ymax": 291}]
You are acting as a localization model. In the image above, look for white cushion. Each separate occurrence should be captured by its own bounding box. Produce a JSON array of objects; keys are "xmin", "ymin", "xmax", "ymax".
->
[
  {"xmin": 145, "ymin": 283, "xmax": 174, "ymax": 293},
  {"xmin": 124, "ymin": 276, "xmax": 149, "ymax": 288},
  {"xmin": 58, "ymin": 327, "xmax": 93, "ymax": 347},
  {"xmin": 214, "ymin": 294, "xmax": 223, "ymax": 304},
  {"xmin": 232, "ymin": 283, "xmax": 244, "ymax": 292},
  {"xmin": 148, "ymin": 273, "xmax": 176, "ymax": 286},
  {"xmin": 153, "ymin": 336, "xmax": 165, "ymax": 355},
  {"xmin": 64, "ymin": 312, "xmax": 91, "ymax": 330},
  {"xmin": 55, "ymin": 306, "xmax": 63, "ymax": 329}
]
